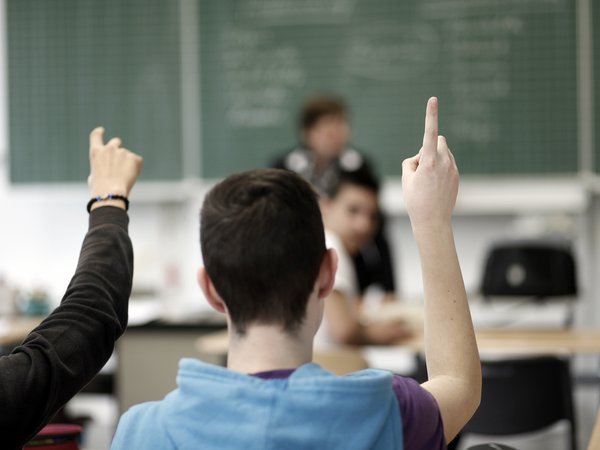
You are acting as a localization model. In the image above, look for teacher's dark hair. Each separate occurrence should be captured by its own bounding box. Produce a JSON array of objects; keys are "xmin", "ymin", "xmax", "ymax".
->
[
  {"xmin": 299, "ymin": 95, "xmax": 348, "ymax": 131},
  {"xmin": 200, "ymin": 168, "xmax": 326, "ymax": 334}
]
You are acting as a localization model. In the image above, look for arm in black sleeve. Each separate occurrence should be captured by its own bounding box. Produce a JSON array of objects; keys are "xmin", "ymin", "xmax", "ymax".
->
[{"xmin": 0, "ymin": 206, "xmax": 133, "ymax": 449}]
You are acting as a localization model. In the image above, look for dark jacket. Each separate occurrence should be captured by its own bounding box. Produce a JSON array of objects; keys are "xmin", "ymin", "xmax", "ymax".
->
[{"xmin": 0, "ymin": 207, "xmax": 133, "ymax": 449}]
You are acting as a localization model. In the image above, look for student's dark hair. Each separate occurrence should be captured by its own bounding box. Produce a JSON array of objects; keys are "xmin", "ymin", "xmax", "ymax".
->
[
  {"xmin": 299, "ymin": 95, "xmax": 348, "ymax": 131},
  {"xmin": 329, "ymin": 167, "xmax": 380, "ymax": 199},
  {"xmin": 200, "ymin": 168, "xmax": 326, "ymax": 335}
]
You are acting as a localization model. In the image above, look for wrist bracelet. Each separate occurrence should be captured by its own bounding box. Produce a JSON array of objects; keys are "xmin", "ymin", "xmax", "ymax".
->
[{"xmin": 87, "ymin": 194, "xmax": 129, "ymax": 213}]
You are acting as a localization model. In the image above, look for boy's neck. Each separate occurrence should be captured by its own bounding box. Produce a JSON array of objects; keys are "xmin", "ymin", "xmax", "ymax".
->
[{"xmin": 227, "ymin": 324, "xmax": 313, "ymax": 374}]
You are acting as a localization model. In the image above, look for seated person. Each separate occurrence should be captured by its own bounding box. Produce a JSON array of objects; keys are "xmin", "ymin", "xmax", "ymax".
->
[
  {"xmin": 0, "ymin": 127, "xmax": 142, "ymax": 449},
  {"xmin": 272, "ymin": 94, "xmax": 395, "ymax": 296},
  {"xmin": 110, "ymin": 98, "xmax": 481, "ymax": 450},
  {"xmin": 317, "ymin": 168, "xmax": 410, "ymax": 347}
]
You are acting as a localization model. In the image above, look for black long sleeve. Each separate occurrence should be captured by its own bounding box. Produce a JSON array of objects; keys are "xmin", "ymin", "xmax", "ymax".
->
[{"xmin": 0, "ymin": 206, "xmax": 133, "ymax": 449}]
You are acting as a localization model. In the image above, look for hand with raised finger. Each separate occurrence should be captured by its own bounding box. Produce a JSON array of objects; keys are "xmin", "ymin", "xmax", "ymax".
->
[
  {"xmin": 401, "ymin": 97, "xmax": 459, "ymax": 229},
  {"xmin": 88, "ymin": 127, "xmax": 143, "ymax": 211}
]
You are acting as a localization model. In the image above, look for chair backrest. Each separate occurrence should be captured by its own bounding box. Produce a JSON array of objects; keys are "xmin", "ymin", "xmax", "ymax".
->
[
  {"xmin": 463, "ymin": 356, "xmax": 577, "ymax": 450},
  {"xmin": 481, "ymin": 239, "xmax": 577, "ymax": 298}
]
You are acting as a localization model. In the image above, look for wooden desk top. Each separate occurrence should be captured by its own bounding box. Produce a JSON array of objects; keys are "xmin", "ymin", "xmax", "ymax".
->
[
  {"xmin": 364, "ymin": 302, "xmax": 600, "ymax": 355},
  {"xmin": 196, "ymin": 328, "xmax": 600, "ymax": 357},
  {"xmin": 475, "ymin": 328, "xmax": 600, "ymax": 355},
  {"xmin": 0, "ymin": 316, "xmax": 44, "ymax": 346},
  {"xmin": 402, "ymin": 328, "xmax": 600, "ymax": 355}
]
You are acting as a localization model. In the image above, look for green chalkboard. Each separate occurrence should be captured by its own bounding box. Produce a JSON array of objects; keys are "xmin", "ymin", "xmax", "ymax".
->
[
  {"xmin": 199, "ymin": 0, "xmax": 578, "ymax": 177},
  {"xmin": 8, "ymin": 0, "xmax": 182, "ymax": 183},
  {"xmin": 8, "ymin": 0, "xmax": 579, "ymax": 182}
]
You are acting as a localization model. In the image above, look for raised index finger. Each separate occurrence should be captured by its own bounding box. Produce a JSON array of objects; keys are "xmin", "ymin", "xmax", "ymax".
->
[
  {"xmin": 421, "ymin": 97, "xmax": 438, "ymax": 162},
  {"xmin": 89, "ymin": 127, "xmax": 105, "ymax": 150}
]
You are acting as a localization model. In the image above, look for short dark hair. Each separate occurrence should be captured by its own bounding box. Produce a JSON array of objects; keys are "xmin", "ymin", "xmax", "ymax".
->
[
  {"xmin": 329, "ymin": 167, "xmax": 380, "ymax": 199},
  {"xmin": 200, "ymin": 168, "xmax": 326, "ymax": 335},
  {"xmin": 299, "ymin": 95, "xmax": 348, "ymax": 131}
]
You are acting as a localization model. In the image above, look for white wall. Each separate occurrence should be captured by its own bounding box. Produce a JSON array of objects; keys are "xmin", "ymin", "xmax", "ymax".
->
[{"xmin": 0, "ymin": 175, "xmax": 593, "ymax": 324}]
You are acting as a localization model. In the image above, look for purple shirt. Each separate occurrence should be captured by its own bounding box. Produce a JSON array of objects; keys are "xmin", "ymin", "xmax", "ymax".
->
[{"xmin": 252, "ymin": 369, "xmax": 446, "ymax": 450}]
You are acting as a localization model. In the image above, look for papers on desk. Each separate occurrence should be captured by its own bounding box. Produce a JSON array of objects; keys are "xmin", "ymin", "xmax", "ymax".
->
[
  {"xmin": 363, "ymin": 298, "xmax": 573, "ymax": 330},
  {"xmin": 362, "ymin": 346, "xmax": 417, "ymax": 375},
  {"xmin": 469, "ymin": 298, "xmax": 573, "ymax": 329}
]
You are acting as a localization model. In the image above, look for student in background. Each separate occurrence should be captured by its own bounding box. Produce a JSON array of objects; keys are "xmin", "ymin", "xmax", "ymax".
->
[
  {"xmin": 272, "ymin": 94, "xmax": 396, "ymax": 297},
  {"xmin": 111, "ymin": 98, "xmax": 481, "ymax": 450},
  {"xmin": 317, "ymin": 168, "xmax": 411, "ymax": 347},
  {"xmin": 0, "ymin": 128, "xmax": 142, "ymax": 449}
]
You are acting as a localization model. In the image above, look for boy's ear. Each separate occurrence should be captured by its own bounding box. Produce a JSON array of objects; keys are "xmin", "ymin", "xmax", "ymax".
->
[
  {"xmin": 197, "ymin": 267, "xmax": 227, "ymax": 314},
  {"xmin": 317, "ymin": 249, "xmax": 338, "ymax": 299}
]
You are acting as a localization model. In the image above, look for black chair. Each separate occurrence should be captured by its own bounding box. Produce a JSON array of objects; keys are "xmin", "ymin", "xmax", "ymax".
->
[
  {"xmin": 463, "ymin": 356, "xmax": 577, "ymax": 450},
  {"xmin": 479, "ymin": 238, "xmax": 578, "ymax": 327},
  {"xmin": 481, "ymin": 239, "xmax": 577, "ymax": 295}
]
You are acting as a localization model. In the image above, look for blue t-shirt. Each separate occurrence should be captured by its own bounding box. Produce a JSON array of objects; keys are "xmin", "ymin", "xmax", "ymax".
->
[{"xmin": 253, "ymin": 369, "xmax": 446, "ymax": 450}]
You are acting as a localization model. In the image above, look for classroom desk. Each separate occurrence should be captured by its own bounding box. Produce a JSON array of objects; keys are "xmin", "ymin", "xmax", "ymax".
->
[
  {"xmin": 195, "ymin": 327, "xmax": 600, "ymax": 358},
  {"xmin": 360, "ymin": 300, "xmax": 600, "ymax": 355},
  {"xmin": 195, "ymin": 297, "xmax": 600, "ymax": 358},
  {"xmin": 463, "ymin": 328, "xmax": 600, "ymax": 355}
]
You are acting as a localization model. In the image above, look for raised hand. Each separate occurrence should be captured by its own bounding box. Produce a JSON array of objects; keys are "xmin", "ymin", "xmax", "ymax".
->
[
  {"xmin": 401, "ymin": 97, "xmax": 459, "ymax": 228},
  {"xmin": 402, "ymin": 98, "xmax": 481, "ymax": 443},
  {"xmin": 88, "ymin": 127, "xmax": 143, "ymax": 205}
]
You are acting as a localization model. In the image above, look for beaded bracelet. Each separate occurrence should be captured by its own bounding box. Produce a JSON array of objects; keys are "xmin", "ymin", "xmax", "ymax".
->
[{"xmin": 86, "ymin": 194, "xmax": 129, "ymax": 213}]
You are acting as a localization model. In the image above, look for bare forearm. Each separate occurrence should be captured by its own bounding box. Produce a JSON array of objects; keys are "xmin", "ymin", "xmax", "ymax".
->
[
  {"xmin": 415, "ymin": 223, "xmax": 480, "ymax": 440},
  {"xmin": 415, "ymin": 224, "xmax": 478, "ymax": 380}
]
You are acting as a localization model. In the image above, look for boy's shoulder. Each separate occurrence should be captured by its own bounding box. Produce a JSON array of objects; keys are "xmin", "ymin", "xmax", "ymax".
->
[{"xmin": 391, "ymin": 375, "xmax": 446, "ymax": 450}]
